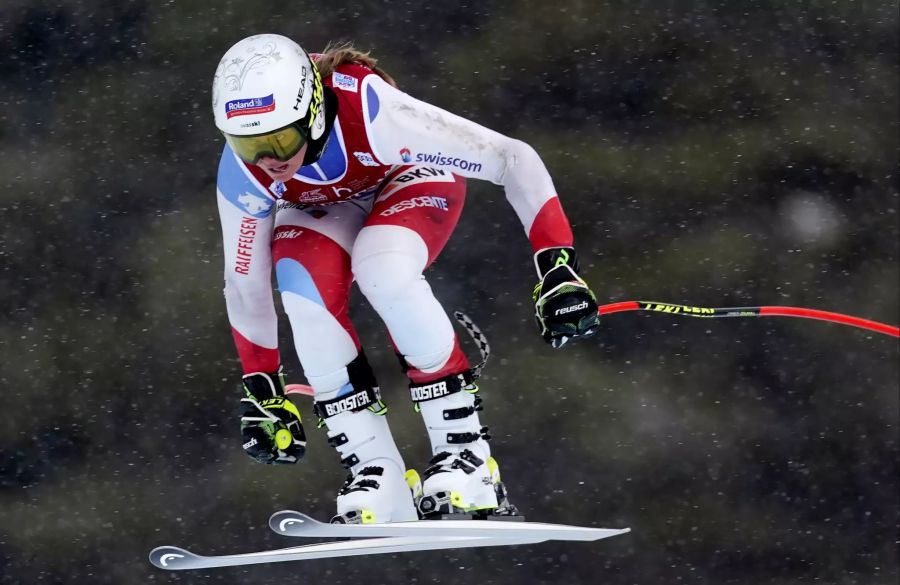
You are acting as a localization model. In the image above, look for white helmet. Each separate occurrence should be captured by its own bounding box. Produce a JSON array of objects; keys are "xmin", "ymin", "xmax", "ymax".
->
[{"xmin": 212, "ymin": 34, "xmax": 327, "ymax": 163}]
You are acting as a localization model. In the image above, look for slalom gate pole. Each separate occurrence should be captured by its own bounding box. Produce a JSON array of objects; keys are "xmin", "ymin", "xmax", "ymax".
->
[{"xmin": 597, "ymin": 301, "xmax": 899, "ymax": 338}]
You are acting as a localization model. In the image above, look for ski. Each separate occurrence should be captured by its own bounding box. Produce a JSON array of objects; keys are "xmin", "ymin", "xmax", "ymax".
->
[
  {"xmin": 149, "ymin": 534, "xmax": 542, "ymax": 571},
  {"xmin": 270, "ymin": 510, "xmax": 631, "ymax": 542}
]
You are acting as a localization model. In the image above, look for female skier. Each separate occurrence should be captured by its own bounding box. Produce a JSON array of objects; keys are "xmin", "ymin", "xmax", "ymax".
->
[{"xmin": 212, "ymin": 34, "xmax": 599, "ymax": 524}]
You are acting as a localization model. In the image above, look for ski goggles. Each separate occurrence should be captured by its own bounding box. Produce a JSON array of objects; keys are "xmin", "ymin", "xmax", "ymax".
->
[{"xmin": 224, "ymin": 121, "xmax": 308, "ymax": 164}]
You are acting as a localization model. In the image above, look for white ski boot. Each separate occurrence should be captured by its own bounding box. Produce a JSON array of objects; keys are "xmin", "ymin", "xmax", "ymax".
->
[
  {"xmin": 410, "ymin": 373, "xmax": 518, "ymax": 519},
  {"xmin": 314, "ymin": 380, "xmax": 418, "ymax": 524}
]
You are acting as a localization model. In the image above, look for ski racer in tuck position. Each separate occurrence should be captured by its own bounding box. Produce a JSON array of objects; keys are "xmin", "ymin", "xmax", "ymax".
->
[{"xmin": 212, "ymin": 34, "xmax": 600, "ymax": 524}]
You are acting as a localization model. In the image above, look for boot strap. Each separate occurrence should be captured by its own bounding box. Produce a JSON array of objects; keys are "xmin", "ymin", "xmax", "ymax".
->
[
  {"xmin": 409, "ymin": 371, "xmax": 475, "ymax": 404},
  {"xmin": 314, "ymin": 386, "xmax": 384, "ymax": 420}
]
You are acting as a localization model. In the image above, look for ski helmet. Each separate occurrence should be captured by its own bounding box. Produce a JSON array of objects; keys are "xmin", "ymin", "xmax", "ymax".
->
[{"xmin": 212, "ymin": 34, "xmax": 327, "ymax": 164}]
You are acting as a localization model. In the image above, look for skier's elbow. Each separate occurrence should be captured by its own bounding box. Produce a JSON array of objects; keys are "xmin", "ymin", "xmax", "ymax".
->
[
  {"xmin": 497, "ymin": 138, "xmax": 550, "ymax": 188},
  {"xmin": 503, "ymin": 139, "xmax": 543, "ymax": 174}
]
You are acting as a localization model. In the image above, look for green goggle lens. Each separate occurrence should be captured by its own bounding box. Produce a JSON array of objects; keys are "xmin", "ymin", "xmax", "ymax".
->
[{"xmin": 225, "ymin": 123, "xmax": 308, "ymax": 164}]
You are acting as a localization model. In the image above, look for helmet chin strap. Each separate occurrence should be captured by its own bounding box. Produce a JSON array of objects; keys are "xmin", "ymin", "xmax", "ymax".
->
[{"xmin": 302, "ymin": 87, "xmax": 339, "ymax": 166}]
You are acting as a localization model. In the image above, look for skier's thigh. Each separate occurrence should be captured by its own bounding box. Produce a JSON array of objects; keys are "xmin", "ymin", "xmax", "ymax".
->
[{"xmin": 363, "ymin": 165, "xmax": 466, "ymax": 266}]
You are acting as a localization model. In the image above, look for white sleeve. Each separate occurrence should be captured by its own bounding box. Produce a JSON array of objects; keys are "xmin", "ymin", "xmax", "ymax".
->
[
  {"xmin": 361, "ymin": 74, "xmax": 559, "ymax": 238},
  {"xmin": 216, "ymin": 147, "xmax": 279, "ymax": 361}
]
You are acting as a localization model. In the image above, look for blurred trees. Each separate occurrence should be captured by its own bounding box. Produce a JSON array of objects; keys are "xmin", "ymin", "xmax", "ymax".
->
[{"xmin": 0, "ymin": 1, "xmax": 896, "ymax": 584}]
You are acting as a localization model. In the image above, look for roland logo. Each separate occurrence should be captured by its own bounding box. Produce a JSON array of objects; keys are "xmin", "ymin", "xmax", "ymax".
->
[
  {"xmin": 411, "ymin": 381, "xmax": 450, "ymax": 402},
  {"xmin": 555, "ymin": 301, "xmax": 589, "ymax": 316}
]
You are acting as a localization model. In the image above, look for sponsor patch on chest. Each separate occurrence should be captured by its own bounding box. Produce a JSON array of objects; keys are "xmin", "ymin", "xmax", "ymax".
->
[
  {"xmin": 298, "ymin": 188, "xmax": 329, "ymax": 204},
  {"xmin": 353, "ymin": 151, "xmax": 380, "ymax": 167},
  {"xmin": 269, "ymin": 180, "xmax": 287, "ymax": 198},
  {"xmin": 332, "ymin": 72, "xmax": 359, "ymax": 92}
]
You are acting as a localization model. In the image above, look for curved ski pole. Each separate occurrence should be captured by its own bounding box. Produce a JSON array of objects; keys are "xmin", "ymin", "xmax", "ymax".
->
[
  {"xmin": 453, "ymin": 311, "xmax": 491, "ymax": 380},
  {"xmin": 597, "ymin": 301, "xmax": 899, "ymax": 338}
]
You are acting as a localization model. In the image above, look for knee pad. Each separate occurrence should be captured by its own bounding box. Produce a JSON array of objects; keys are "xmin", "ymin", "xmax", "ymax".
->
[{"xmin": 352, "ymin": 226, "xmax": 429, "ymax": 302}]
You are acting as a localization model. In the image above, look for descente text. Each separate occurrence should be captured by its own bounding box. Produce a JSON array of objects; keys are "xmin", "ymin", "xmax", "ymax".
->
[{"xmin": 379, "ymin": 196, "xmax": 448, "ymax": 217}]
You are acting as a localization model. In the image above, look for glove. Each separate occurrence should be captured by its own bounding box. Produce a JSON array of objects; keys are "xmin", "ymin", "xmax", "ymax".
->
[
  {"xmin": 532, "ymin": 247, "xmax": 599, "ymax": 348},
  {"xmin": 239, "ymin": 368, "xmax": 307, "ymax": 464}
]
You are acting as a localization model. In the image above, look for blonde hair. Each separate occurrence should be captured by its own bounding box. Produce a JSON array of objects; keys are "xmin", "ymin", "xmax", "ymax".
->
[{"xmin": 315, "ymin": 42, "xmax": 398, "ymax": 88}]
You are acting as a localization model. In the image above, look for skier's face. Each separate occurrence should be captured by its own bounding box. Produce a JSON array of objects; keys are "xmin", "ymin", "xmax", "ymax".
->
[{"xmin": 257, "ymin": 142, "xmax": 308, "ymax": 182}]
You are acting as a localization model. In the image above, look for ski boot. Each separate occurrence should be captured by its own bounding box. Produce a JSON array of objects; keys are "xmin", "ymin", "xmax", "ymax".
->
[
  {"xmin": 314, "ymin": 359, "xmax": 418, "ymax": 524},
  {"xmin": 410, "ymin": 373, "xmax": 519, "ymax": 519}
]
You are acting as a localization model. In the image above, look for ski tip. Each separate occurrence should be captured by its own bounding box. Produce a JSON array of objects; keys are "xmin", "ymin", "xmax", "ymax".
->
[
  {"xmin": 149, "ymin": 545, "xmax": 200, "ymax": 570},
  {"xmin": 269, "ymin": 510, "xmax": 319, "ymax": 535},
  {"xmin": 613, "ymin": 527, "xmax": 632, "ymax": 537}
]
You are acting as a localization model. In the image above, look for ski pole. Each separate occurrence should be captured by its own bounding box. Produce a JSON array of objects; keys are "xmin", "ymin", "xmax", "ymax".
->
[
  {"xmin": 596, "ymin": 301, "xmax": 899, "ymax": 338},
  {"xmin": 285, "ymin": 302, "xmax": 896, "ymax": 399}
]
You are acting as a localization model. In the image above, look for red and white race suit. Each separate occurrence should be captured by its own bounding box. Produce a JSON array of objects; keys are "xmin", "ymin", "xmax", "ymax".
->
[{"xmin": 216, "ymin": 62, "xmax": 574, "ymax": 394}]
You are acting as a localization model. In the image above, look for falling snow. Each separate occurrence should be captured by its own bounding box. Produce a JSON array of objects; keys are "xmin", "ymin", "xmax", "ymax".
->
[{"xmin": 0, "ymin": 2, "xmax": 897, "ymax": 584}]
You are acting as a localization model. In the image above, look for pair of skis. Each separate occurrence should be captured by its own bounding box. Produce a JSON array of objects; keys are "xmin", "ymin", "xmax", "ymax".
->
[{"xmin": 149, "ymin": 510, "xmax": 630, "ymax": 570}]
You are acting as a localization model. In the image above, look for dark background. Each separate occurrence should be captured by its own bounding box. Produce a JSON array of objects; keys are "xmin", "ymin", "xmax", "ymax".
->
[{"xmin": 1, "ymin": 1, "xmax": 897, "ymax": 583}]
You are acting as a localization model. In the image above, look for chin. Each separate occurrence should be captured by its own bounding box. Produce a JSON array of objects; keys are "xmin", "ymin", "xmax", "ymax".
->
[{"xmin": 262, "ymin": 167, "xmax": 294, "ymax": 181}]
